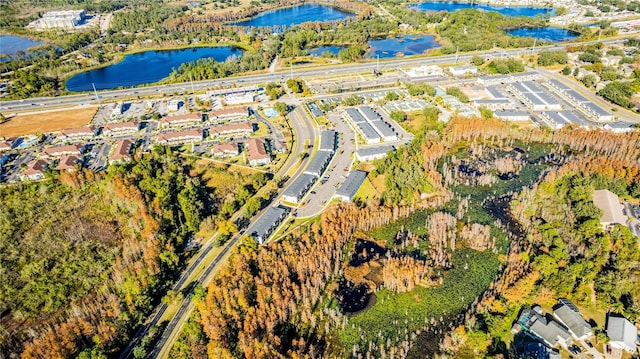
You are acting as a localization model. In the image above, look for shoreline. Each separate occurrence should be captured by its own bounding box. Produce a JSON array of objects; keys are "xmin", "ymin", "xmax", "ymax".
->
[{"xmin": 409, "ymin": 0, "xmax": 556, "ymax": 10}]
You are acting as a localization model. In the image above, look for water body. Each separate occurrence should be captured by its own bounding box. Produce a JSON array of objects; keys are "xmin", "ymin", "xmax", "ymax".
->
[
  {"xmin": 506, "ymin": 26, "xmax": 579, "ymax": 42},
  {"xmin": 309, "ymin": 45, "xmax": 344, "ymax": 57},
  {"xmin": 66, "ymin": 47, "xmax": 242, "ymax": 92},
  {"xmin": 410, "ymin": 1, "xmax": 555, "ymax": 17},
  {"xmin": 233, "ymin": 4, "xmax": 353, "ymax": 27},
  {"xmin": 367, "ymin": 35, "xmax": 440, "ymax": 59},
  {"xmin": 0, "ymin": 35, "xmax": 44, "ymax": 57}
]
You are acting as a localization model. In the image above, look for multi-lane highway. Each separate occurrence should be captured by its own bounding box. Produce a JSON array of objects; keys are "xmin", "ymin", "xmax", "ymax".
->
[{"xmin": 0, "ymin": 38, "xmax": 626, "ymax": 113}]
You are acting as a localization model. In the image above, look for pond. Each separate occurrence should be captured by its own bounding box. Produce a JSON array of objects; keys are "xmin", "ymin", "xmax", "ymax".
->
[
  {"xmin": 309, "ymin": 45, "xmax": 344, "ymax": 57},
  {"xmin": 410, "ymin": 1, "xmax": 555, "ymax": 17},
  {"xmin": 65, "ymin": 46, "xmax": 242, "ymax": 92},
  {"xmin": 506, "ymin": 26, "xmax": 580, "ymax": 42},
  {"xmin": 233, "ymin": 4, "xmax": 354, "ymax": 27},
  {"xmin": 0, "ymin": 35, "xmax": 44, "ymax": 58},
  {"xmin": 367, "ymin": 35, "xmax": 440, "ymax": 59}
]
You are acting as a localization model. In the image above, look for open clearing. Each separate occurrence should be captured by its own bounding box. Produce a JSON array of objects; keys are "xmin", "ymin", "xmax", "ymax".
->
[{"xmin": 0, "ymin": 107, "xmax": 97, "ymax": 137}]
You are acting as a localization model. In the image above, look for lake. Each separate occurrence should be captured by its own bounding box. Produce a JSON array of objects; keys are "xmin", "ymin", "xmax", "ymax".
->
[
  {"xmin": 65, "ymin": 47, "xmax": 242, "ymax": 92},
  {"xmin": 233, "ymin": 4, "xmax": 354, "ymax": 27},
  {"xmin": 367, "ymin": 35, "xmax": 440, "ymax": 58},
  {"xmin": 309, "ymin": 45, "xmax": 344, "ymax": 57},
  {"xmin": 506, "ymin": 26, "xmax": 579, "ymax": 42},
  {"xmin": 410, "ymin": 1, "xmax": 555, "ymax": 17},
  {"xmin": 0, "ymin": 35, "xmax": 44, "ymax": 58}
]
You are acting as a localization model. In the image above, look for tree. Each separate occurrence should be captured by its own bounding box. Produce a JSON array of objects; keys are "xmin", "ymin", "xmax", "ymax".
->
[
  {"xmin": 538, "ymin": 50, "xmax": 568, "ymax": 66},
  {"xmin": 385, "ymin": 91, "xmax": 399, "ymax": 101},
  {"xmin": 446, "ymin": 87, "xmax": 469, "ymax": 103},
  {"xmin": 479, "ymin": 107, "xmax": 493, "ymax": 119},
  {"xmin": 273, "ymin": 102, "xmax": 289, "ymax": 116},
  {"xmin": 580, "ymin": 74, "xmax": 597, "ymax": 88},
  {"xmin": 389, "ymin": 110, "xmax": 407, "ymax": 122},
  {"xmin": 598, "ymin": 81, "xmax": 634, "ymax": 108},
  {"xmin": 217, "ymin": 219, "xmax": 238, "ymax": 237},
  {"xmin": 471, "ymin": 55, "xmax": 484, "ymax": 66},
  {"xmin": 561, "ymin": 66, "xmax": 572, "ymax": 75},
  {"xmin": 244, "ymin": 197, "xmax": 262, "ymax": 218}
]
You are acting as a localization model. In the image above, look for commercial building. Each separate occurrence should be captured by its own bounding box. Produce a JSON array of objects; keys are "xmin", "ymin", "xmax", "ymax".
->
[
  {"xmin": 544, "ymin": 80, "xmax": 615, "ymax": 122},
  {"xmin": 552, "ymin": 299, "xmax": 592, "ymax": 341},
  {"xmin": 245, "ymin": 138, "xmax": 270, "ymax": 166},
  {"xmin": 102, "ymin": 121, "xmax": 139, "ymax": 136},
  {"xmin": 21, "ymin": 159, "xmax": 48, "ymax": 181},
  {"xmin": 304, "ymin": 150, "xmax": 333, "ymax": 178},
  {"xmin": 606, "ymin": 315, "xmax": 637, "ymax": 353},
  {"xmin": 448, "ymin": 65, "xmax": 478, "ymax": 76},
  {"xmin": 507, "ymin": 82, "xmax": 562, "ymax": 111},
  {"xmin": 212, "ymin": 142, "xmax": 239, "ymax": 157},
  {"xmin": 160, "ymin": 112, "xmax": 203, "ymax": 128},
  {"xmin": 402, "ymin": 65, "xmax": 444, "ymax": 79},
  {"xmin": 494, "ymin": 111, "xmax": 531, "ymax": 122},
  {"xmin": 42, "ymin": 144, "xmax": 83, "ymax": 158},
  {"xmin": 355, "ymin": 145, "xmax": 395, "ymax": 162},
  {"xmin": 318, "ymin": 130, "xmax": 337, "ymax": 153},
  {"xmin": 343, "ymin": 106, "xmax": 398, "ymax": 143},
  {"xmin": 109, "ymin": 139, "xmax": 134, "ymax": 165},
  {"xmin": 282, "ymin": 174, "xmax": 316, "ymax": 204},
  {"xmin": 209, "ymin": 122, "xmax": 254, "ymax": 139},
  {"xmin": 593, "ymin": 189, "xmax": 628, "ymax": 228},
  {"xmin": 251, "ymin": 206, "xmax": 289, "ymax": 244},
  {"xmin": 32, "ymin": 10, "xmax": 85, "ymax": 30},
  {"xmin": 477, "ymin": 72, "xmax": 540, "ymax": 86},
  {"xmin": 224, "ymin": 93, "xmax": 255, "ymax": 105},
  {"xmin": 335, "ymin": 170, "xmax": 367, "ymax": 202},
  {"xmin": 157, "ymin": 129, "xmax": 202, "ymax": 145},
  {"xmin": 167, "ymin": 100, "xmax": 183, "ymax": 112}
]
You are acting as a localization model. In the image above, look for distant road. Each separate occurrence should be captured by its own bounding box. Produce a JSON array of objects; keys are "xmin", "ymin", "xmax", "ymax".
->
[{"xmin": 0, "ymin": 38, "xmax": 625, "ymax": 112}]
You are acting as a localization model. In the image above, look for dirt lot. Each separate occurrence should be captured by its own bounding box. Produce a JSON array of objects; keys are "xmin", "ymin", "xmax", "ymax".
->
[{"xmin": 0, "ymin": 107, "xmax": 97, "ymax": 138}]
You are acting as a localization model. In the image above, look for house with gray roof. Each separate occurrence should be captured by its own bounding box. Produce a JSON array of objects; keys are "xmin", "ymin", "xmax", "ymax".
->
[
  {"xmin": 318, "ymin": 130, "xmax": 336, "ymax": 153},
  {"xmin": 304, "ymin": 150, "xmax": 333, "ymax": 178},
  {"xmin": 251, "ymin": 206, "xmax": 288, "ymax": 244},
  {"xmin": 607, "ymin": 315, "xmax": 638, "ymax": 353},
  {"xmin": 335, "ymin": 170, "xmax": 367, "ymax": 202},
  {"xmin": 516, "ymin": 307, "xmax": 573, "ymax": 349},
  {"xmin": 553, "ymin": 299, "xmax": 592, "ymax": 341},
  {"xmin": 593, "ymin": 189, "xmax": 627, "ymax": 229},
  {"xmin": 282, "ymin": 174, "xmax": 316, "ymax": 204}
]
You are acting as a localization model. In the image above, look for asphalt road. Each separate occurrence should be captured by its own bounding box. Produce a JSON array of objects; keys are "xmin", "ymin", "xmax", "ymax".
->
[{"xmin": 0, "ymin": 38, "xmax": 625, "ymax": 113}]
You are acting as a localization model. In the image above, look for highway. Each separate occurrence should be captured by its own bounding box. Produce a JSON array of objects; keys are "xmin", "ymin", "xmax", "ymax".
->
[{"xmin": 0, "ymin": 38, "xmax": 626, "ymax": 112}]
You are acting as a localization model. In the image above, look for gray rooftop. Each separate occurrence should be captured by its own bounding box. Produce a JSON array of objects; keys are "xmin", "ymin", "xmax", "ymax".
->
[
  {"xmin": 359, "ymin": 106, "xmax": 382, "ymax": 122},
  {"xmin": 486, "ymin": 87, "xmax": 507, "ymax": 99},
  {"xmin": 593, "ymin": 189, "xmax": 627, "ymax": 225},
  {"xmin": 581, "ymin": 101, "xmax": 612, "ymax": 117},
  {"xmin": 318, "ymin": 130, "xmax": 337, "ymax": 152},
  {"xmin": 336, "ymin": 170, "xmax": 367, "ymax": 200},
  {"xmin": 494, "ymin": 110, "xmax": 530, "ymax": 119},
  {"xmin": 283, "ymin": 173, "xmax": 316, "ymax": 199},
  {"xmin": 548, "ymin": 79, "xmax": 571, "ymax": 91},
  {"xmin": 607, "ymin": 316, "xmax": 638, "ymax": 350},
  {"xmin": 345, "ymin": 108, "xmax": 367, "ymax": 123},
  {"xmin": 475, "ymin": 99, "xmax": 511, "ymax": 104},
  {"xmin": 304, "ymin": 150, "xmax": 333, "ymax": 177},
  {"xmin": 251, "ymin": 206, "xmax": 288, "ymax": 242},
  {"xmin": 543, "ymin": 111, "xmax": 591, "ymax": 127},
  {"xmin": 369, "ymin": 120, "xmax": 397, "ymax": 138},
  {"xmin": 356, "ymin": 122, "xmax": 382, "ymax": 142},
  {"xmin": 553, "ymin": 299, "xmax": 592, "ymax": 338},
  {"xmin": 530, "ymin": 317, "xmax": 572, "ymax": 347},
  {"xmin": 356, "ymin": 145, "xmax": 395, "ymax": 157}
]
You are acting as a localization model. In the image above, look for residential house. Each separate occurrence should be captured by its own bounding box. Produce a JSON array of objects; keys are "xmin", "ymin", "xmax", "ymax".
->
[
  {"xmin": 335, "ymin": 170, "xmax": 367, "ymax": 202},
  {"xmin": 109, "ymin": 139, "xmax": 134, "ymax": 165},
  {"xmin": 160, "ymin": 112, "xmax": 202, "ymax": 128},
  {"xmin": 355, "ymin": 145, "xmax": 395, "ymax": 162},
  {"xmin": 552, "ymin": 299, "xmax": 593, "ymax": 341},
  {"xmin": 212, "ymin": 142, "xmax": 239, "ymax": 157},
  {"xmin": 56, "ymin": 155, "xmax": 81, "ymax": 172},
  {"xmin": 59, "ymin": 126, "xmax": 96, "ymax": 141},
  {"xmin": 21, "ymin": 159, "xmax": 48, "ymax": 181},
  {"xmin": 245, "ymin": 138, "xmax": 270, "ymax": 166},
  {"xmin": 157, "ymin": 129, "xmax": 202, "ymax": 145},
  {"xmin": 209, "ymin": 122, "xmax": 254, "ymax": 139},
  {"xmin": 42, "ymin": 144, "xmax": 83, "ymax": 158},
  {"xmin": 606, "ymin": 315, "xmax": 637, "ymax": 353},
  {"xmin": 208, "ymin": 107, "xmax": 249, "ymax": 122},
  {"xmin": 593, "ymin": 189, "xmax": 627, "ymax": 228},
  {"xmin": 102, "ymin": 121, "xmax": 139, "ymax": 136},
  {"xmin": 282, "ymin": 174, "xmax": 316, "ymax": 204},
  {"xmin": 250, "ymin": 206, "xmax": 288, "ymax": 244},
  {"xmin": 515, "ymin": 307, "xmax": 573, "ymax": 349},
  {"xmin": 449, "ymin": 65, "xmax": 478, "ymax": 77}
]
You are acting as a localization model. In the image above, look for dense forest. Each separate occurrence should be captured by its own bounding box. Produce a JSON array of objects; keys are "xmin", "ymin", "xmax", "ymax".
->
[
  {"xmin": 169, "ymin": 116, "xmax": 640, "ymax": 358},
  {"xmin": 0, "ymin": 147, "xmax": 268, "ymax": 358}
]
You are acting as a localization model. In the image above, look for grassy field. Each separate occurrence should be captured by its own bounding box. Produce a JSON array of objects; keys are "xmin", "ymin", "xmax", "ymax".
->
[{"xmin": 0, "ymin": 107, "xmax": 97, "ymax": 137}]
